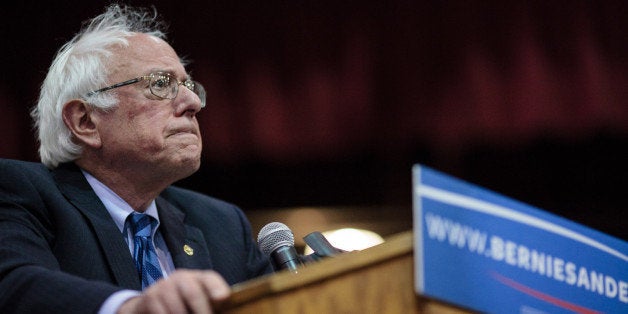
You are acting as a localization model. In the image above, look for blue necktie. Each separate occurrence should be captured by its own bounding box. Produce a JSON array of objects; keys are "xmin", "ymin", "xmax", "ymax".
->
[{"xmin": 128, "ymin": 212, "xmax": 163, "ymax": 289}]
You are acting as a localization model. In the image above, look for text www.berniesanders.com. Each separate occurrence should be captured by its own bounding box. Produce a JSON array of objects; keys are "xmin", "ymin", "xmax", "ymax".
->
[{"xmin": 423, "ymin": 212, "xmax": 627, "ymax": 305}]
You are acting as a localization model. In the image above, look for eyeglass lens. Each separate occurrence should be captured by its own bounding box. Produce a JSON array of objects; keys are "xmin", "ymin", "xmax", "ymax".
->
[{"xmin": 149, "ymin": 72, "xmax": 206, "ymax": 107}]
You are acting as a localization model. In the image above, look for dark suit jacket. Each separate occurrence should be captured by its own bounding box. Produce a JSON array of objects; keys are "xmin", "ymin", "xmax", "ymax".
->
[{"xmin": 0, "ymin": 159, "xmax": 272, "ymax": 313}]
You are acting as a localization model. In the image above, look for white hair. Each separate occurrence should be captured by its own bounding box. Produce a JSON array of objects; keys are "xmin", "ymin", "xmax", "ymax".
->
[{"xmin": 31, "ymin": 4, "xmax": 168, "ymax": 168}]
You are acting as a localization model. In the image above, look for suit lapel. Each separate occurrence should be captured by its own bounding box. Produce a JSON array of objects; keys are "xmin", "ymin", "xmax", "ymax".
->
[
  {"xmin": 156, "ymin": 197, "xmax": 213, "ymax": 270},
  {"xmin": 52, "ymin": 163, "xmax": 141, "ymax": 290}
]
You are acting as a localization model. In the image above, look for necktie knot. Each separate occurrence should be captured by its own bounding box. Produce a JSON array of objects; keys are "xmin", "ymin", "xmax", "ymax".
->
[{"xmin": 129, "ymin": 212, "xmax": 156, "ymax": 238}]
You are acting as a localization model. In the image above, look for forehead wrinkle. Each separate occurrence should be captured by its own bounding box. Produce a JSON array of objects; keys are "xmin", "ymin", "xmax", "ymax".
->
[{"xmin": 108, "ymin": 33, "xmax": 185, "ymax": 82}]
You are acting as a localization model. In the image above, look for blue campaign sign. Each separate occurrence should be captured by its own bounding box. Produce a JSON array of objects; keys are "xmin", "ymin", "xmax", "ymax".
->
[{"xmin": 412, "ymin": 164, "xmax": 627, "ymax": 314}]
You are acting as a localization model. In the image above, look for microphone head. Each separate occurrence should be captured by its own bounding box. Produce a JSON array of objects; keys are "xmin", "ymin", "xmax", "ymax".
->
[{"xmin": 257, "ymin": 222, "xmax": 295, "ymax": 256}]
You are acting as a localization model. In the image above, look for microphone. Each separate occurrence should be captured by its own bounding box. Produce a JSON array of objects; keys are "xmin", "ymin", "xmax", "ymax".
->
[{"xmin": 257, "ymin": 222, "xmax": 303, "ymax": 272}]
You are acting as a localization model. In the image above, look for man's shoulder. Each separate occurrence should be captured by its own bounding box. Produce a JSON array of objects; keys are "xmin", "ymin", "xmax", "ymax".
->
[
  {"xmin": 0, "ymin": 158, "xmax": 47, "ymax": 169},
  {"xmin": 159, "ymin": 186, "xmax": 247, "ymax": 226},
  {"xmin": 161, "ymin": 185, "xmax": 238, "ymax": 211},
  {"xmin": 0, "ymin": 158, "xmax": 50, "ymax": 178},
  {"xmin": 0, "ymin": 159, "xmax": 58, "ymax": 199}
]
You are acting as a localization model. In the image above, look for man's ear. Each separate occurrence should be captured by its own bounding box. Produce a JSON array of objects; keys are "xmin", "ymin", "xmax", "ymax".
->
[{"xmin": 62, "ymin": 100, "xmax": 102, "ymax": 148}]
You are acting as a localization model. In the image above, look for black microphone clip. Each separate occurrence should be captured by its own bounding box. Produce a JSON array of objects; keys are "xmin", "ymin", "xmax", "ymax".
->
[{"xmin": 300, "ymin": 231, "xmax": 346, "ymax": 264}]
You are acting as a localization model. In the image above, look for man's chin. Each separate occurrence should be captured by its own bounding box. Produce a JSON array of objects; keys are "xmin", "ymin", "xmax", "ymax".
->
[{"xmin": 177, "ymin": 156, "xmax": 201, "ymax": 177}]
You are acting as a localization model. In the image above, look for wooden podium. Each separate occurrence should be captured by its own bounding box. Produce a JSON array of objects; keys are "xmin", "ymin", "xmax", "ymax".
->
[{"xmin": 219, "ymin": 231, "xmax": 474, "ymax": 313}]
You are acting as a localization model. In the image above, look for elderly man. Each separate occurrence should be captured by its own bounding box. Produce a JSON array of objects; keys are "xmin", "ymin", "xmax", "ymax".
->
[{"xmin": 0, "ymin": 4, "xmax": 272, "ymax": 314}]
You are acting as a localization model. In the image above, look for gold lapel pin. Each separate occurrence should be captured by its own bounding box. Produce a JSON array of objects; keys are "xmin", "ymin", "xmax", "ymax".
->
[{"xmin": 183, "ymin": 244, "xmax": 194, "ymax": 256}]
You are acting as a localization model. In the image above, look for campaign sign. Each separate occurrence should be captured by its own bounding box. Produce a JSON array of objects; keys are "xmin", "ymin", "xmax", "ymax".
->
[{"xmin": 413, "ymin": 164, "xmax": 627, "ymax": 314}]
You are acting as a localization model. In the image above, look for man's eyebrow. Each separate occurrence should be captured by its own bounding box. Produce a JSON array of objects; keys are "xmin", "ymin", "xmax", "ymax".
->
[{"xmin": 148, "ymin": 68, "xmax": 192, "ymax": 80}]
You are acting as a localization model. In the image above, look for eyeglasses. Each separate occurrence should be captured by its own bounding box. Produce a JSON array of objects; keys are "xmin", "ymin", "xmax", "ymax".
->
[{"xmin": 86, "ymin": 71, "xmax": 206, "ymax": 108}]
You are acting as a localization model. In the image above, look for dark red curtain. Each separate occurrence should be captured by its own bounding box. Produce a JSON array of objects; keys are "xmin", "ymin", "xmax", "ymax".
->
[{"xmin": 1, "ymin": 1, "xmax": 627, "ymax": 238}]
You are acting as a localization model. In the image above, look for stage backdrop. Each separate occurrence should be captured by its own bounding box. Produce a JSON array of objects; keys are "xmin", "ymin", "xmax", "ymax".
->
[{"xmin": 1, "ymin": 1, "xmax": 627, "ymax": 239}]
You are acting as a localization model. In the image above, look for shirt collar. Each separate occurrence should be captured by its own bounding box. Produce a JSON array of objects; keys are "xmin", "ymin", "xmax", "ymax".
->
[{"xmin": 81, "ymin": 169, "xmax": 160, "ymax": 233}]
